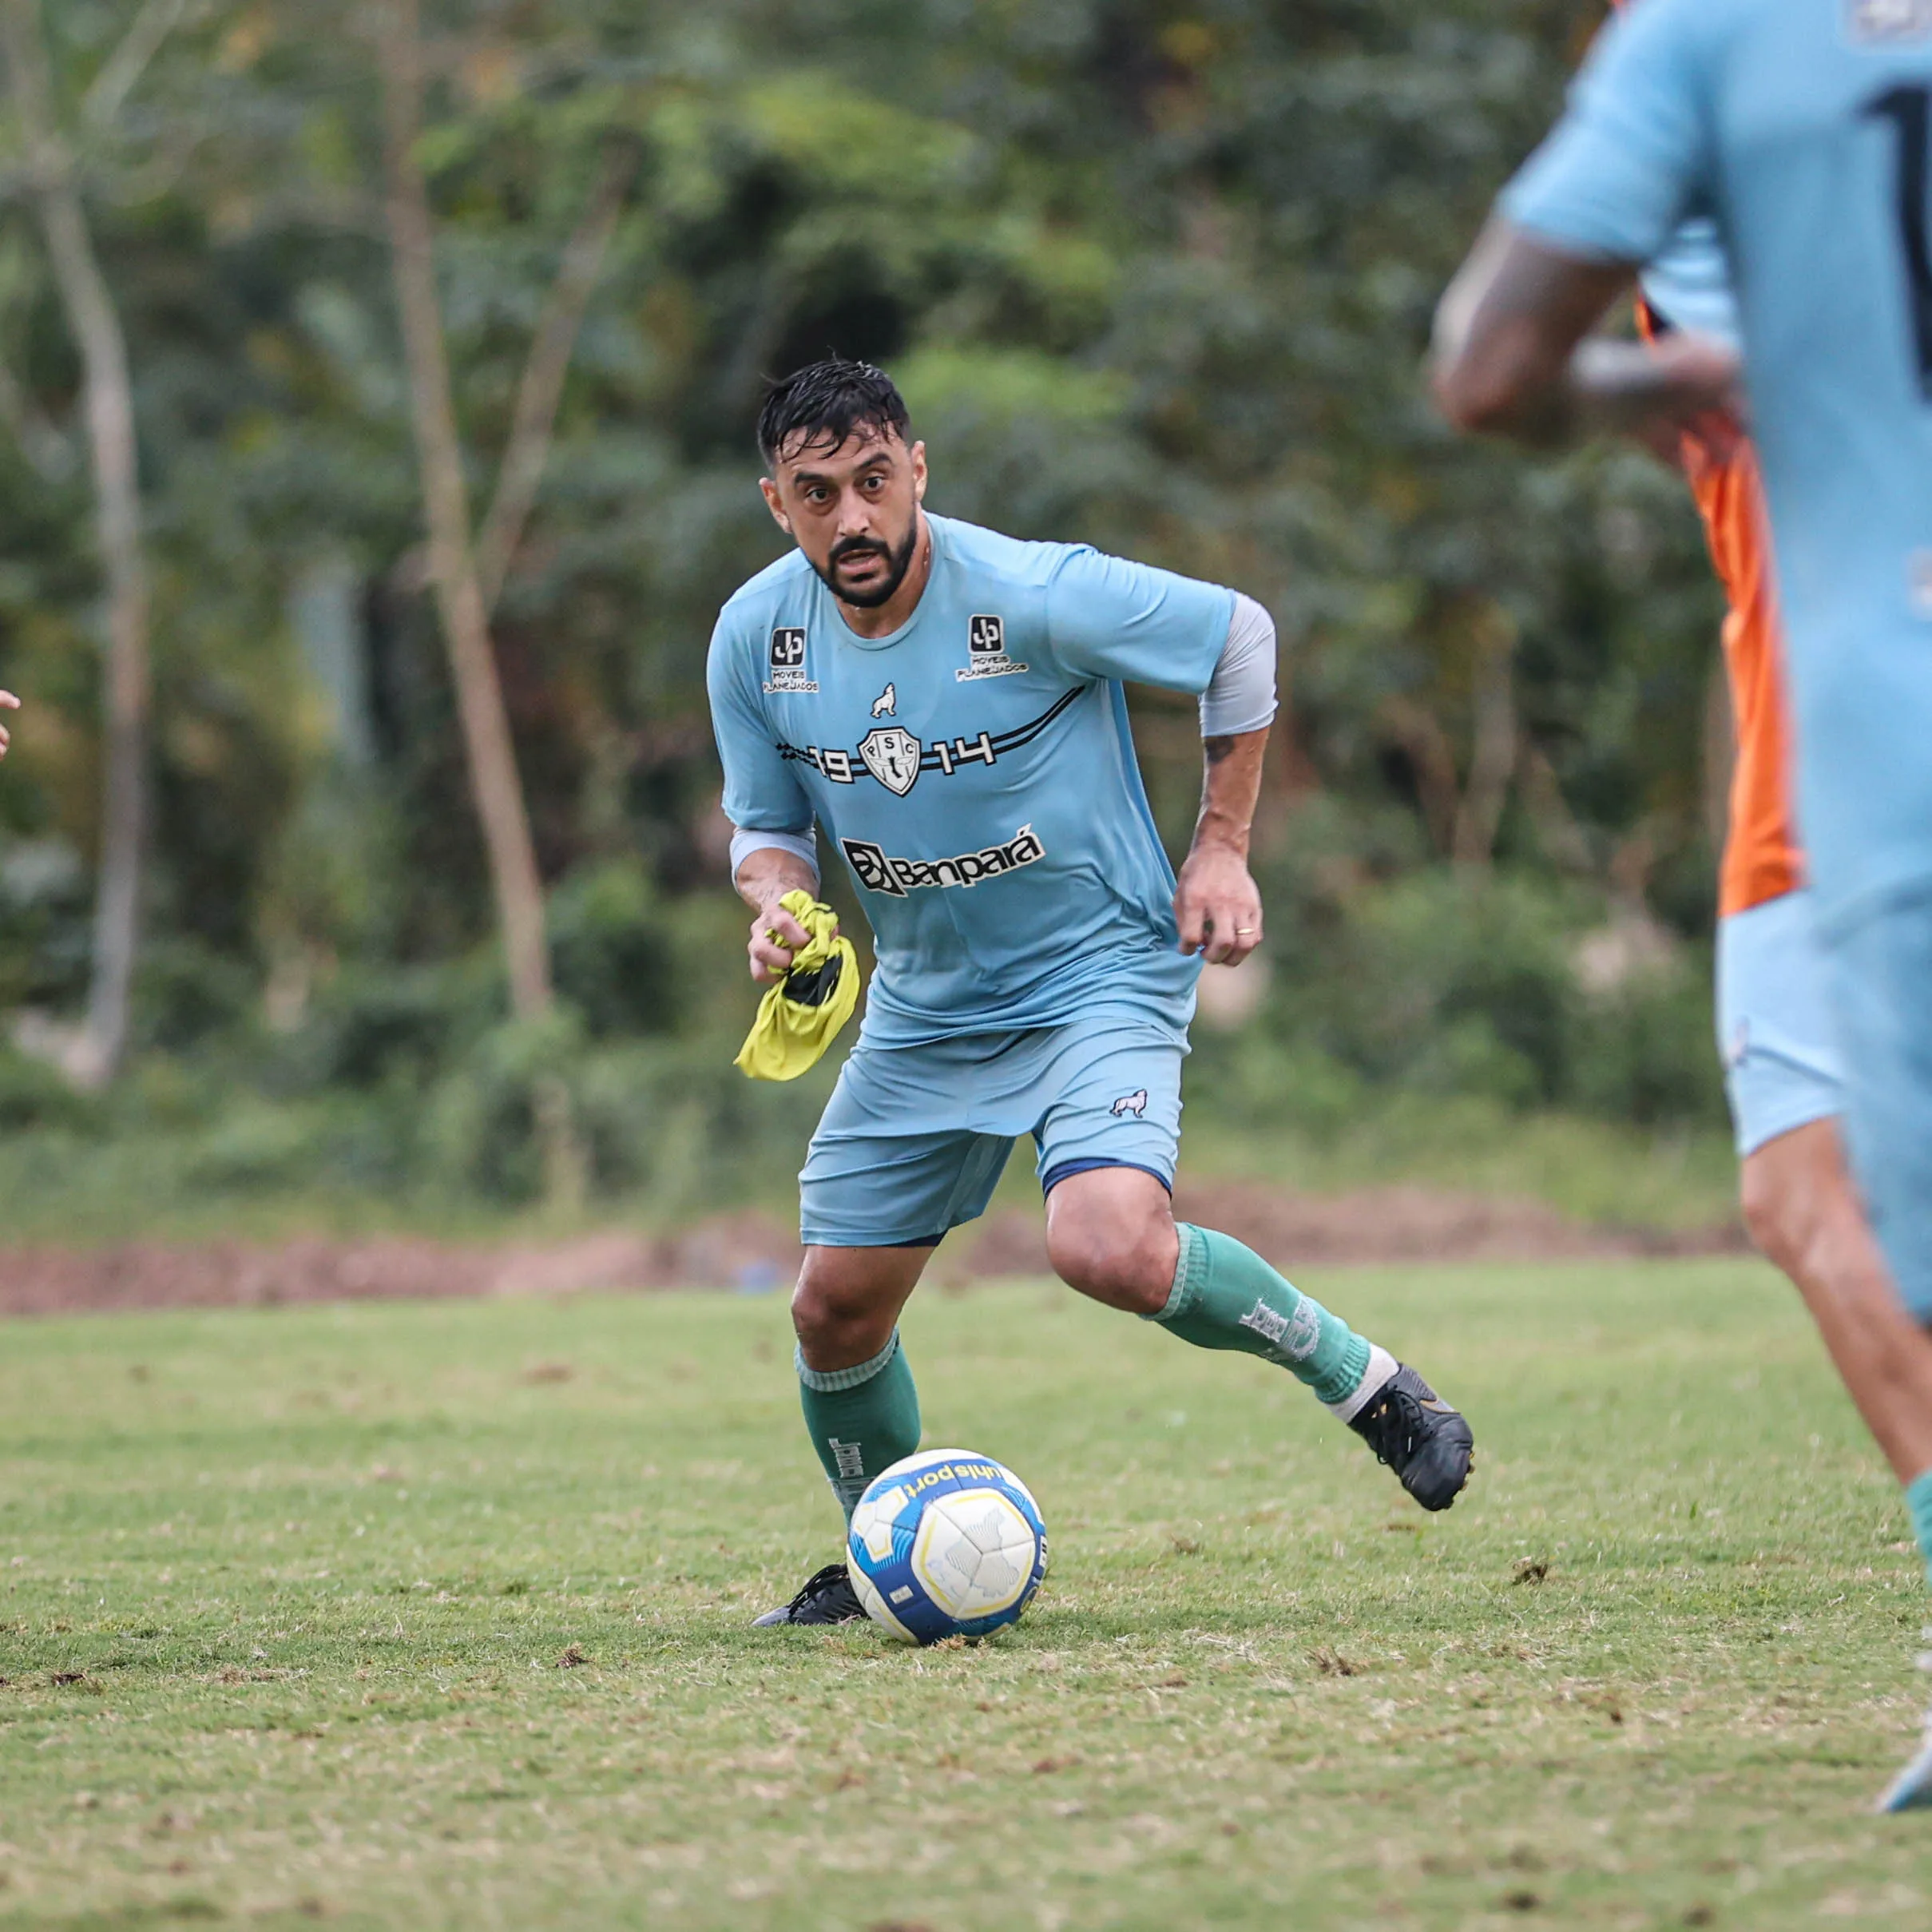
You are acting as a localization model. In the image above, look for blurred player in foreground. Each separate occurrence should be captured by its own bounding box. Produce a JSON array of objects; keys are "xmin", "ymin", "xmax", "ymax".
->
[
  {"xmin": 1431, "ymin": 0, "xmax": 1932, "ymax": 1808},
  {"xmin": 709, "ymin": 359, "xmax": 1475, "ymax": 1626}
]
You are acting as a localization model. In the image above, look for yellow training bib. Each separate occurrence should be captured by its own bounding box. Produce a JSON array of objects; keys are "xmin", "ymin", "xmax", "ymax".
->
[{"xmin": 733, "ymin": 890, "xmax": 862, "ymax": 1081}]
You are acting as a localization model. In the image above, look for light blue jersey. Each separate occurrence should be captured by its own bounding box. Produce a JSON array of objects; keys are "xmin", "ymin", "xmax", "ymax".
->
[
  {"xmin": 707, "ymin": 513, "xmax": 1232, "ymax": 1045},
  {"xmin": 1640, "ymin": 215, "xmax": 1740, "ymax": 349},
  {"xmin": 1504, "ymin": 0, "xmax": 1932, "ymax": 934}
]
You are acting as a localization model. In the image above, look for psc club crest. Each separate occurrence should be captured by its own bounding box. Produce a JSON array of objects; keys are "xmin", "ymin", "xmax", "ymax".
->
[{"xmin": 859, "ymin": 725, "xmax": 922, "ymax": 796}]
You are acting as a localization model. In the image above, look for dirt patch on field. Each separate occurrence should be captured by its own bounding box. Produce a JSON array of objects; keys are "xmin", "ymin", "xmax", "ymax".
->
[
  {"xmin": 0, "ymin": 1188, "xmax": 1746, "ymax": 1319},
  {"xmin": 0, "ymin": 1219, "xmax": 798, "ymax": 1319}
]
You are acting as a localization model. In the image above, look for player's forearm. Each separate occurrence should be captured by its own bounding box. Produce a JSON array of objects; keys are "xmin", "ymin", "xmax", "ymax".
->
[
  {"xmin": 1192, "ymin": 728, "xmax": 1268, "ymax": 859},
  {"xmin": 734, "ymin": 843, "xmax": 819, "ymax": 916},
  {"xmin": 1431, "ymin": 219, "xmax": 1639, "ymax": 446}
]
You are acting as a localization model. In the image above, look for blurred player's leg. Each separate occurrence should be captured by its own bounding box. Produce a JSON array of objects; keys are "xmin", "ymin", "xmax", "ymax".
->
[
  {"xmin": 1811, "ymin": 888, "xmax": 1932, "ymax": 1808},
  {"xmin": 1723, "ymin": 887, "xmax": 1932, "ymax": 1807},
  {"xmin": 1740, "ymin": 1117, "xmax": 1932, "ymax": 1812},
  {"xmin": 1043, "ymin": 1164, "xmax": 1474, "ymax": 1511},
  {"xmin": 1740, "ymin": 1123, "xmax": 1932, "ymax": 1488}
]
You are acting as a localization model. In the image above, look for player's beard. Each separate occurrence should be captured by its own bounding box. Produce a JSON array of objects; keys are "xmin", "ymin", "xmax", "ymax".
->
[{"xmin": 815, "ymin": 517, "xmax": 920, "ymax": 609}]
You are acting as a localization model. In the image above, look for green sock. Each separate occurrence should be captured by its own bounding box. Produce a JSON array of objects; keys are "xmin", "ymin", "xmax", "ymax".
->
[
  {"xmin": 1907, "ymin": 1468, "xmax": 1932, "ymax": 1589},
  {"xmin": 797, "ymin": 1330, "xmax": 922, "ymax": 1523},
  {"xmin": 1152, "ymin": 1223, "xmax": 1383, "ymax": 1410}
]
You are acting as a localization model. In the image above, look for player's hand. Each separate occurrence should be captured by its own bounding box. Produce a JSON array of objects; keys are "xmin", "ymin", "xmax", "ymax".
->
[
  {"xmin": 1173, "ymin": 843, "xmax": 1263, "ymax": 967},
  {"xmin": 748, "ymin": 897, "xmax": 819, "ymax": 985},
  {"xmin": 0, "ymin": 689, "xmax": 20, "ymax": 759},
  {"xmin": 1599, "ymin": 331, "xmax": 1744, "ymax": 460}
]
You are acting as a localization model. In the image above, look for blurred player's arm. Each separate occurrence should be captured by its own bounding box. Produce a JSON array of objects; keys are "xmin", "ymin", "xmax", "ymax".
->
[
  {"xmin": 1174, "ymin": 593, "xmax": 1273, "ymax": 968},
  {"xmin": 0, "ymin": 688, "xmax": 18, "ymax": 758},
  {"xmin": 1430, "ymin": 217, "xmax": 1738, "ymax": 450}
]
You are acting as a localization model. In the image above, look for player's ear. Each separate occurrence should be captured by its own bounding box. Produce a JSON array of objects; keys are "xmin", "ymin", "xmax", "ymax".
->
[
  {"xmin": 908, "ymin": 439, "xmax": 927, "ymax": 504},
  {"xmin": 759, "ymin": 475, "xmax": 793, "ymax": 535}
]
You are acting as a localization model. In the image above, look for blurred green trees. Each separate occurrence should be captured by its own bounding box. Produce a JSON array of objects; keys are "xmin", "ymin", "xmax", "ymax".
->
[{"xmin": 0, "ymin": 0, "xmax": 1727, "ymax": 1218}]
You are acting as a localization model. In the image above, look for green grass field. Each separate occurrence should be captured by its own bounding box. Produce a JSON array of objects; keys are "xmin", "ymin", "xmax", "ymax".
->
[{"xmin": 2, "ymin": 1262, "xmax": 1927, "ymax": 1930}]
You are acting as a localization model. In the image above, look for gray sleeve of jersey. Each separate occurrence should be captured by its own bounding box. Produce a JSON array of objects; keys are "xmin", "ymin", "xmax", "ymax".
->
[
  {"xmin": 729, "ymin": 823, "xmax": 819, "ymax": 882},
  {"xmin": 1199, "ymin": 592, "xmax": 1279, "ymax": 737}
]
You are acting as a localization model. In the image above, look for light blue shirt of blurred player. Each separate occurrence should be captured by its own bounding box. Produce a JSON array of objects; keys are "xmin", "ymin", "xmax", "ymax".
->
[
  {"xmin": 1640, "ymin": 215, "xmax": 1740, "ymax": 350},
  {"xmin": 1503, "ymin": 0, "xmax": 1932, "ymax": 935},
  {"xmin": 707, "ymin": 512, "xmax": 1232, "ymax": 1045}
]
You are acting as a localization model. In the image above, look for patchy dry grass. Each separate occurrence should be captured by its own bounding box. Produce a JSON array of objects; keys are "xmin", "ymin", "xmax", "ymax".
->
[{"xmin": 0, "ymin": 1261, "xmax": 1926, "ymax": 1929}]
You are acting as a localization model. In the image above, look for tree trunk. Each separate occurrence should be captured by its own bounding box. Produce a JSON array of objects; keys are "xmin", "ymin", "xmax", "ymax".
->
[
  {"xmin": 1379, "ymin": 693, "xmax": 1461, "ymax": 858},
  {"xmin": 474, "ymin": 137, "xmax": 636, "ymax": 613},
  {"xmin": 375, "ymin": 0, "xmax": 584, "ymax": 1208},
  {"xmin": 3, "ymin": 0, "xmax": 150, "ymax": 1089},
  {"xmin": 1452, "ymin": 608, "xmax": 1517, "ymax": 872}
]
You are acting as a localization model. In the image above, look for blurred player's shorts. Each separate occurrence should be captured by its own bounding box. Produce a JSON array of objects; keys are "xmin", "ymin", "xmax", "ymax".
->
[
  {"xmin": 1823, "ymin": 881, "xmax": 1932, "ymax": 1320},
  {"xmin": 798, "ymin": 996, "xmax": 1191, "ymax": 1248},
  {"xmin": 1715, "ymin": 886, "xmax": 1843, "ymax": 1159}
]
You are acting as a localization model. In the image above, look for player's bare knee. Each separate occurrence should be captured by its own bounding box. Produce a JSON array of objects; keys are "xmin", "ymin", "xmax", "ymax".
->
[
  {"xmin": 1046, "ymin": 1211, "xmax": 1173, "ymax": 1315},
  {"xmin": 790, "ymin": 1270, "xmax": 890, "ymax": 1367},
  {"xmin": 1740, "ymin": 1151, "xmax": 1841, "ymax": 1283},
  {"xmin": 1739, "ymin": 1163, "xmax": 1804, "ymax": 1276}
]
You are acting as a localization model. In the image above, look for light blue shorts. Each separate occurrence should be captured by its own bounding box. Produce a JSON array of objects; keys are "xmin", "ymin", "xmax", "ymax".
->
[
  {"xmin": 1715, "ymin": 887, "xmax": 1843, "ymax": 1158},
  {"xmin": 798, "ymin": 999, "xmax": 1190, "ymax": 1248},
  {"xmin": 1823, "ymin": 882, "xmax": 1932, "ymax": 1320}
]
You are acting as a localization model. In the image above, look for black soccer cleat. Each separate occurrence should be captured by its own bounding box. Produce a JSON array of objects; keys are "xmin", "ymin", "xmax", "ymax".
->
[
  {"xmin": 1347, "ymin": 1364, "xmax": 1474, "ymax": 1512},
  {"xmin": 752, "ymin": 1561, "xmax": 866, "ymax": 1627}
]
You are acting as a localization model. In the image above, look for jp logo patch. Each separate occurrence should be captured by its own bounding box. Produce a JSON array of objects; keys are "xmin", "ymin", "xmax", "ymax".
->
[
  {"xmin": 764, "ymin": 626, "xmax": 818, "ymax": 694},
  {"xmin": 957, "ymin": 612, "xmax": 1029, "ymax": 682},
  {"xmin": 1847, "ymin": 0, "xmax": 1932, "ymax": 42}
]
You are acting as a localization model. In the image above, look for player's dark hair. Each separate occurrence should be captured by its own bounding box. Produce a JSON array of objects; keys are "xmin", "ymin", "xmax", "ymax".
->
[{"xmin": 756, "ymin": 359, "xmax": 910, "ymax": 466}]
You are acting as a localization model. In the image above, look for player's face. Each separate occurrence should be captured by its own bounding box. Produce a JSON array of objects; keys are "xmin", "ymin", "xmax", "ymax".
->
[{"xmin": 760, "ymin": 429, "xmax": 928, "ymax": 609}]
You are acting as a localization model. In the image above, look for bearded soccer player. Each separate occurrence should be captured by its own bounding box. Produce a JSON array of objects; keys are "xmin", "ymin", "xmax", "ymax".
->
[
  {"xmin": 1432, "ymin": 0, "xmax": 1932, "ymax": 1807},
  {"xmin": 709, "ymin": 359, "xmax": 1475, "ymax": 1626}
]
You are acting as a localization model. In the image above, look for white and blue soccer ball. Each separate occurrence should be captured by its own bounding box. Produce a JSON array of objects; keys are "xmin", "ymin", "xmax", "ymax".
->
[{"xmin": 847, "ymin": 1448, "xmax": 1047, "ymax": 1644}]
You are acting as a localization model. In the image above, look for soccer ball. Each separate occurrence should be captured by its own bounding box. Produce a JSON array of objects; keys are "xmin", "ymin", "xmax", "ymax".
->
[{"xmin": 846, "ymin": 1448, "xmax": 1047, "ymax": 1644}]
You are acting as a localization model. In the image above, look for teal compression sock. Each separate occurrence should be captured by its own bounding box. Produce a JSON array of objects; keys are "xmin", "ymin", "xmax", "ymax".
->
[
  {"xmin": 797, "ymin": 1331, "xmax": 922, "ymax": 1523},
  {"xmin": 1907, "ymin": 1467, "xmax": 1932, "ymax": 1589},
  {"xmin": 1152, "ymin": 1223, "xmax": 1387, "ymax": 1411}
]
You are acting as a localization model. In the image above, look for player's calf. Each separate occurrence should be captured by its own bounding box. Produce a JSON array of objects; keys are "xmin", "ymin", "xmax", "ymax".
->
[{"xmin": 1046, "ymin": 1170, "xmax": 1474, "ymax": 1509}]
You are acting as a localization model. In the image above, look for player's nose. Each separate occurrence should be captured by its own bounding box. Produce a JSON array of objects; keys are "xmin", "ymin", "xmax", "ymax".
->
[{"xmin": 838, "ymin": 488, "xmax": 880, "ymax": 532}]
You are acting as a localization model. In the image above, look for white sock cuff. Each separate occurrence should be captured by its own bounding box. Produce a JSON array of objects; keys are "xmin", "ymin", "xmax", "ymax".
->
[
  {"xmin": 1145, "ymin": 1221, "xmax": 1207, "ymax": 1323},
  {"xmin": 1323, "ymin": 1343, "xmax": 1398, "ymax": 1424},
  {"xmin": 795, "ymin": 1331, "xmax": 899, "ymax": 1393}
]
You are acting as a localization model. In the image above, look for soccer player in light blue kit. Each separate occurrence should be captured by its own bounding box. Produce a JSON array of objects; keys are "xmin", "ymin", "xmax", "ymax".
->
[
  {"xmin": 1430, "ymin": 0, "xmax": 1932, "ymax": 1809},
  {"xmin": 711, "ymin": 360, "xmax": 1474, "ymax": 1629}
]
